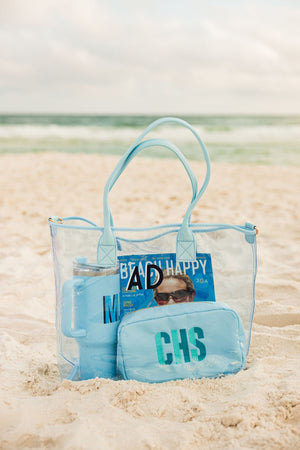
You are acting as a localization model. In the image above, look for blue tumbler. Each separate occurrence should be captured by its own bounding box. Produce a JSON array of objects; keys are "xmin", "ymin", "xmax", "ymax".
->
[{"xmin": 61, "ymin": 258, "xmax": 120, "ymax": 380}]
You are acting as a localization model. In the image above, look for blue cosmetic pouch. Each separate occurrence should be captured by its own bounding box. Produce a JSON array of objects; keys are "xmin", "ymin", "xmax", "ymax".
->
[{"xmin": 117, "ymin": 302, "xmax": 246, "ymax": 383}]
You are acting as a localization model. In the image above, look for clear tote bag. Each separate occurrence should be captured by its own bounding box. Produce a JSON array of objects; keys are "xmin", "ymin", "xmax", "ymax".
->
[{"xmin": 49, "ymin": 117, "xmax": 257, "ymax": 382}]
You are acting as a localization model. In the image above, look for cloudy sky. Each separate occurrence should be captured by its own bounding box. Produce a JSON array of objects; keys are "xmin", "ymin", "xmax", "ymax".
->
[{"xmin": 0, "ymin": 0, "xmax": 299, "ymax": 114}]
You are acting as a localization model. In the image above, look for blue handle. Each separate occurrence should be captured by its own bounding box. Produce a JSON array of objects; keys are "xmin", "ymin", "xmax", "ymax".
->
[
  {"xmin": 104, "ymin": 137, "xmax": 199, "ymax": 229},
  {"xmin": 97, "ymin": 117, "xmax": 211, "ymax": 267}
]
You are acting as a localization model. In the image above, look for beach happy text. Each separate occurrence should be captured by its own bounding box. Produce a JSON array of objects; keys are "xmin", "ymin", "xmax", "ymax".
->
[{"xmin": 120, "ymin": 258, "xmax": 207, "ymax": 291}]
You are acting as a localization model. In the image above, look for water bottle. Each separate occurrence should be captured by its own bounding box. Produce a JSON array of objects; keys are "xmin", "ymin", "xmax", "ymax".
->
[{"xmin": 61, "ymin": 257, "xmax": 120, "ymax": 380}]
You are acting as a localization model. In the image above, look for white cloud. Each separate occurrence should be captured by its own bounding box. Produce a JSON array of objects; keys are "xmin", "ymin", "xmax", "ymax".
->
[{"xmin": 0, "ymin": 0, "xmax": 299, "ymax": 113}]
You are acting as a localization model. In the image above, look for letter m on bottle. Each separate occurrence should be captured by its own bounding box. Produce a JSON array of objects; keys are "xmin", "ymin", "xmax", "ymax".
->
[{"xmin": 103, "ymin": 294, "xmax": 120, "ymax": 324}]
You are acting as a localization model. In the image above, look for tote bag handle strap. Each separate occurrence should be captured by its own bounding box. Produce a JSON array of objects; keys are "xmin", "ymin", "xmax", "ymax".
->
[
  {"xmin": 104, "ymin": 137, "xmax": 199, "ymax": 229},
  {"xmin": 120, "ymin": 116, "xmax": 211, "ymax": 211},
  {"xmin": 98, "ymin": 137, "xmax": 199, "ymax": 266},
  {"xmin": 98, "ymin": 117, "xmax": 211, "ymax": 266}
]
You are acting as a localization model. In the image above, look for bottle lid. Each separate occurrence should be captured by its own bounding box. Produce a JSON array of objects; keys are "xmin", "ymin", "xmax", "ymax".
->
[{"xmin": 73, "ymin": 258, "xmax": 119, "ymax": 277}]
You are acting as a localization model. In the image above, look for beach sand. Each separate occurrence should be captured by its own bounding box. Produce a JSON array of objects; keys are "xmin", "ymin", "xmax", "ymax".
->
[{"xmin": 0, "ymin": 152, "xmax": 299, "ymax": 449}]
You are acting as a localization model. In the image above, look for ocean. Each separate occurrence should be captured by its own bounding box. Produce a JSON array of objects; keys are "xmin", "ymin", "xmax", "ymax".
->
[{"xmin": 0, "ymin": 114, "xmax": 299, "ymax": 165}]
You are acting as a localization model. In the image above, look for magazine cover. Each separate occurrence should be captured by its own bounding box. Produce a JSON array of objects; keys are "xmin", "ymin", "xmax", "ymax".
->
[{"xmin": 118, "ymin": 253, "xmax": 215, "ymax": 318}]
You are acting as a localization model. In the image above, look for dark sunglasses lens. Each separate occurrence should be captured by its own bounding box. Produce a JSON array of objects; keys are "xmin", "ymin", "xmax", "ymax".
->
[
  {"xmin": 155, "ymin": 293, "xmax": 169, "ymax": 302},
  {"xmin": 172, "ymin": 290, "xmax": 189, "ymax": 299},
  {"xmin": 155, "ymin": 290, "xmax": 190, "ymax": 303}
]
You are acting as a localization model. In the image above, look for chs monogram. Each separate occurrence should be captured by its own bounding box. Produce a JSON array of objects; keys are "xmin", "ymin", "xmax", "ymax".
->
[{"xmin": 155, "ymin": 327, "xmax": 206, "ymax": 365}]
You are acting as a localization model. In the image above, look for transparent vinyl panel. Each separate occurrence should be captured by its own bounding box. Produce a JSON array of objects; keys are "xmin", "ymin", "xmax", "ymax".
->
[{"xmin": 49, "ymin": 219, "xmax": 256, "ymax": 381}]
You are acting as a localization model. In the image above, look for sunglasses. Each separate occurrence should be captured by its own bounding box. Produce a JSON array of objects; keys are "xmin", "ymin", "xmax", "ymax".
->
[{"xmin": 154, "ymin": 289, "xmax": 192, "ymax": 305}]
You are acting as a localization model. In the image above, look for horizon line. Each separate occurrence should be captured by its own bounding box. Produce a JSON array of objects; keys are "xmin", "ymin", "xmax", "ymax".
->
[{"xmin": 0, "ymin": 112, "xmax": 300, "ymax": 117}]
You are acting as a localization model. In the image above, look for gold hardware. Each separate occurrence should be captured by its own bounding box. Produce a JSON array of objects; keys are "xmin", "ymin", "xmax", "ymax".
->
[
  {"xmin": 254, "ymin": 226, "xmax": 259, "ymax": 235},
  {"xmin": 49, "ymin": 217, "xmax": 63, "ymax": 224}
]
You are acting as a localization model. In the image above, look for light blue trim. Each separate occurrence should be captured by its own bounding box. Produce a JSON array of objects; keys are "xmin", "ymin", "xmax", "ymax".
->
[
  {"xmin": 245, "ymin": 222, "xmax": 256, "ymax": 243},
  {"xmin": 48, "ymin": 216, "xmax": 256, "ymax": 238},
  {"xmin": 49, "ymin": 216, "xmax": 99, "ymax": 228},
  {"xmin": 58, "ymin": 353, "xmax": 80, "ymax": 381},
  {"xmin": 176, "ymin": 238, "xmax": 196, "ymax": 262},
  {"xmin": 64, "ymin": 217, "xmax": 99, "ymax": 227},
  {"xmin": 114, "ymin": 225, "xmax": 255, "ymax": 244},
  {"xmin": 67, "ymin": 362, "xmax": 80, "ymax": 381},
  {"xmin": 246, "ymin": 238, "xmax": 257, "ymax": 356}
]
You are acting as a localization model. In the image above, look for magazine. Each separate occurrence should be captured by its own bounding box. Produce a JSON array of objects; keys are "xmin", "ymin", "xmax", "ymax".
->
[{"xmin": 118, "ymin": 253, "xmax": 215, "ymax": 318}]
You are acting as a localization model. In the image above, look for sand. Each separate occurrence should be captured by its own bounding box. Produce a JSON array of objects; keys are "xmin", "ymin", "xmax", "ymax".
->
[{"xmin": 0, "ymin": 152, "xmax": 299, "ymax": 449}]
